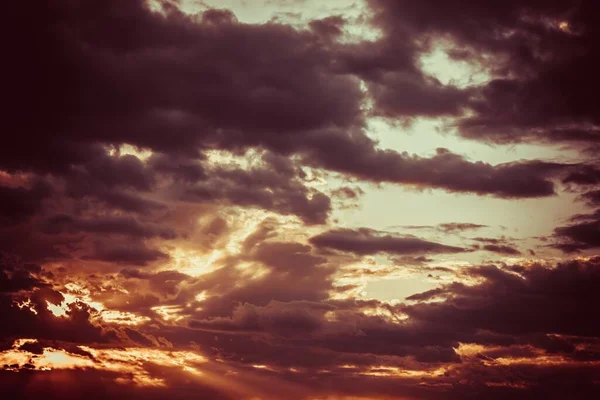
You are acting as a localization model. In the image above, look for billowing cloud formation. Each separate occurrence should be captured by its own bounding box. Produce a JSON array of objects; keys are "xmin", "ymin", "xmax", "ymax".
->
[
  {"xmin": 368, "ymin": 0, "xmax": 600, "ymax": 147},
  {"xmin": 2, "ymin": 0, "xmax": 600, "ymax": 398},
  {"xmin": 4, "ymin": 0, "xmax": 597, "ymax": 202},
  {"xmin": 5, "ymin": 254, "xmax": 600, "ymax": 399}
]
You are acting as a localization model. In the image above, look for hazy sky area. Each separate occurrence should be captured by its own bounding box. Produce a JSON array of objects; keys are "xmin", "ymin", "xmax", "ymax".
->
[{"xmin": 2, "ymin": 1, "xmax": 600, "ymax": 399}]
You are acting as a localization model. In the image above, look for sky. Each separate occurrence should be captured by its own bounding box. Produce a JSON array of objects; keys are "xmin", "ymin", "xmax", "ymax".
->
[{"xmin": 2, "ymin": 0, "xmax": 600, "ymax": 398}]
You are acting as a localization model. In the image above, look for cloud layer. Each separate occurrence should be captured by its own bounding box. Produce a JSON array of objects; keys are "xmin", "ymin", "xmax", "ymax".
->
[{"xmin": 2, "ymin": 0, "xmax": 600, "ymax": 398}]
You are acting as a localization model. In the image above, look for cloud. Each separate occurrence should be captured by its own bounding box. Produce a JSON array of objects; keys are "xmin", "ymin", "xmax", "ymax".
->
[
  {"xmin": 306, "ymin": 146, "xmax": 570, "ymax": 198},
  {"xmin": 367, "ymin": 0, "xmax": 600, "ymax": 148},
  {"xmin": 562, "ymin": 164, "xmax": 600, "ymax": 185},
  {"xmin": 0, "ymin": 258, "xmax": 48, "ymax": 294},
  {"xmin": 41, "ymin": 214, "xmax": 177, "ymax": 239},
  {"xmin": 402, "ymin": 258, "xmax": 600, "ymax": 338},
  {"xmin": 580, "ymin": 190, "xmax": 600, "ymax": 207},
  {"xmin": 82, "ymin": 240, "xmax": 169, "ymax": 266},
  {"xmin": 3, "ymin": 0, "xmax": 588, "ymax": 201},
  {"xmin": 481, "ymin": 244, "xmax": 522, "ymax": 256},
  {"xmin": 190, "ymin": 300, "xmax": 332, "ymax": 338},
  {"xmin": 0, "ymin": 261, "xmax": 117, "ymax": 345},
  {"xmin": 186, "ymin": 240, "xmax": 335, "ymax": 320},
  {"xmin": 4, "ymin": 239, "xmax": 600, "ymax": 398},
  {"xmin": 309, "ymin": 227, "xmax": 466, "ymax": 255},
  {"xmin": 177, "ymin": 152, "xmax": 331, "ymax": 224},
  {"xmin": 470, "ymin": 237, "xmax": 522, "ymax": 255},
  {"xmin": 0, "ymin": 181, "xmax": 52, "ymax": 225},
  {"xmin": 180, "ymin": 257, "xmax": 600, "ymax": 387},
  {"xmin": 1, "ymin": 0, "xmax": 599, "ymax": 398},
  {"xmin": 0, "ymin": 352, "xmax": 233, "ymax": 400},
  {"xmin": 5, "ymin": 0, "xmax": 363, "ymax": 173},
  {"xmin": 552, "ymin": 210, "xmax": 600, "ymax": 252},
  {"xmin": 438, "ymin": 222, "xmax": 487, "ymax": 233}
]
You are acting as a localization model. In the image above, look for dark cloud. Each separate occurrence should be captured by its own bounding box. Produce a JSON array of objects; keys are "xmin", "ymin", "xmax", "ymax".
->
[
  {"xmin": 66, "ymin": 152, "xmax": 156, "ymax": 192},
  {"xmin": 580, "ymin": 190, "xmax": 600, "ymax": 207},
  {"xmin": 0, "ymin": 258, "xmax": 47, "ymax": 294},
  {"xmin": 308, "ymin": 15, "xmax": 345, "ymax": 40},
  {"xmin": 482, "ymin": 244, "xmax": 522, "ymax": 256},
  {"xmin": 403, "ymin": 258, "xmax": 600, "ymax": 338},
  {"xmin": 367, "ymin": 0, "xmax": 600, "ymax": 147},
  {"xmin": 335, "ymin": 30, "xmax": 470, "ymax": 118},
  {"xmin": 562, "ymin": 164, "xmax": 600, "ymax": 187},
  {"xmin": 362, "ymin": 70, "xmax": 470, "ymax": 118},
  {"xmin": 190, "ymin": 300, "xmax": 332, "ymax": 338},
  {"xmin": 309, "ymin": 227, "xmax": 466, "ymax": 255},
  {"xmin": 306, "ymin": 146, "xmax": 569, "ymax": 198},
  {"xmin": 438, "ymin": 222, "xmax": 487, "ymax": 233},
  {"xmin": 397, "ymin": 222, "xmax": 487, "ymax": 233},
  {"xmin": 147, "ymin": 153, "xmax": 207, "ymax": 182},
  {"xmin": 178, "ymin": 152, "xmax": 331, "ymax": 224},
  {"xmin": 552, "ymin": 209, "xmax": 600, "ymax": 252},
  {"xmin": 405, "ymin": 288, "xmax": 446, "ymax": 301},
  {"xmin": 331, "ymin": 186, "xmax": 365, "ymax": 199},
  {"xmin": 0, "ymin": 181, "xmax": 52, "ymax": 226},
  {"xmin": 82, "ymin": 239, "xmax": 169, "ymax": 266},
  {"xmin": 3, "ymin": 0, "xmax": 587, "ymax": 203},
  {"xmin": 392, "ymin": 255, "xmax": 434, "ymax": 266},
  {"xmin": 89, "ymin": 190, "xmax": 167, "ymax": 214},
  {"xmin": 41, "ymin": 214, "xmax": 177, "ymax": 239},
  {"xmin": 470, "ymin": 237, "xmax": 522, "ymax": 255},
  {"xmin": 5, "ymin": 0, "xmax": 362, "ymax": 172},
  {"xmin": 120, "ymin": 268, "xmax": 192, "ymax": 299},
  {"xmin": 60, "ymin": 151, "xmax": 168, "ymax": 214}
]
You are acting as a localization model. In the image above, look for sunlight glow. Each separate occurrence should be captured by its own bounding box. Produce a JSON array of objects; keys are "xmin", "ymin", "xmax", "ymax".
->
[
  {"xmin": 454, "ymin": 342, "xmax": 600, "ymax": 368},
  {"xmin": 358, "ymin": 365, "xmax": 447, "ymax": 378},
  {"xmin": 17, "ymin": 298, "xmax": 37, "ymax": 315},
  {"xmin": 195, "ymin": 291, "xmax": 207, "ymax": 302},
  {"xmin": 170, "ymin": 247, "xmax": 224, "ymax": 276},
  {"xmin": 45, "ymin": 284, "xmax": 150, "ymax": 325},
  {"xmin": 1, "ymin": 338, "xmax": 207, "ymax": 386},
  {"xmin": 559, "ymin": 21, "xmax": 570, "ymax": 31},
  {"xmin": 152, "ymin": 305, "xmax": 185, "ymax": 322},
  {"xmin": 108, "ymin": 143, "xmax": 153, "ymax": 161}
]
